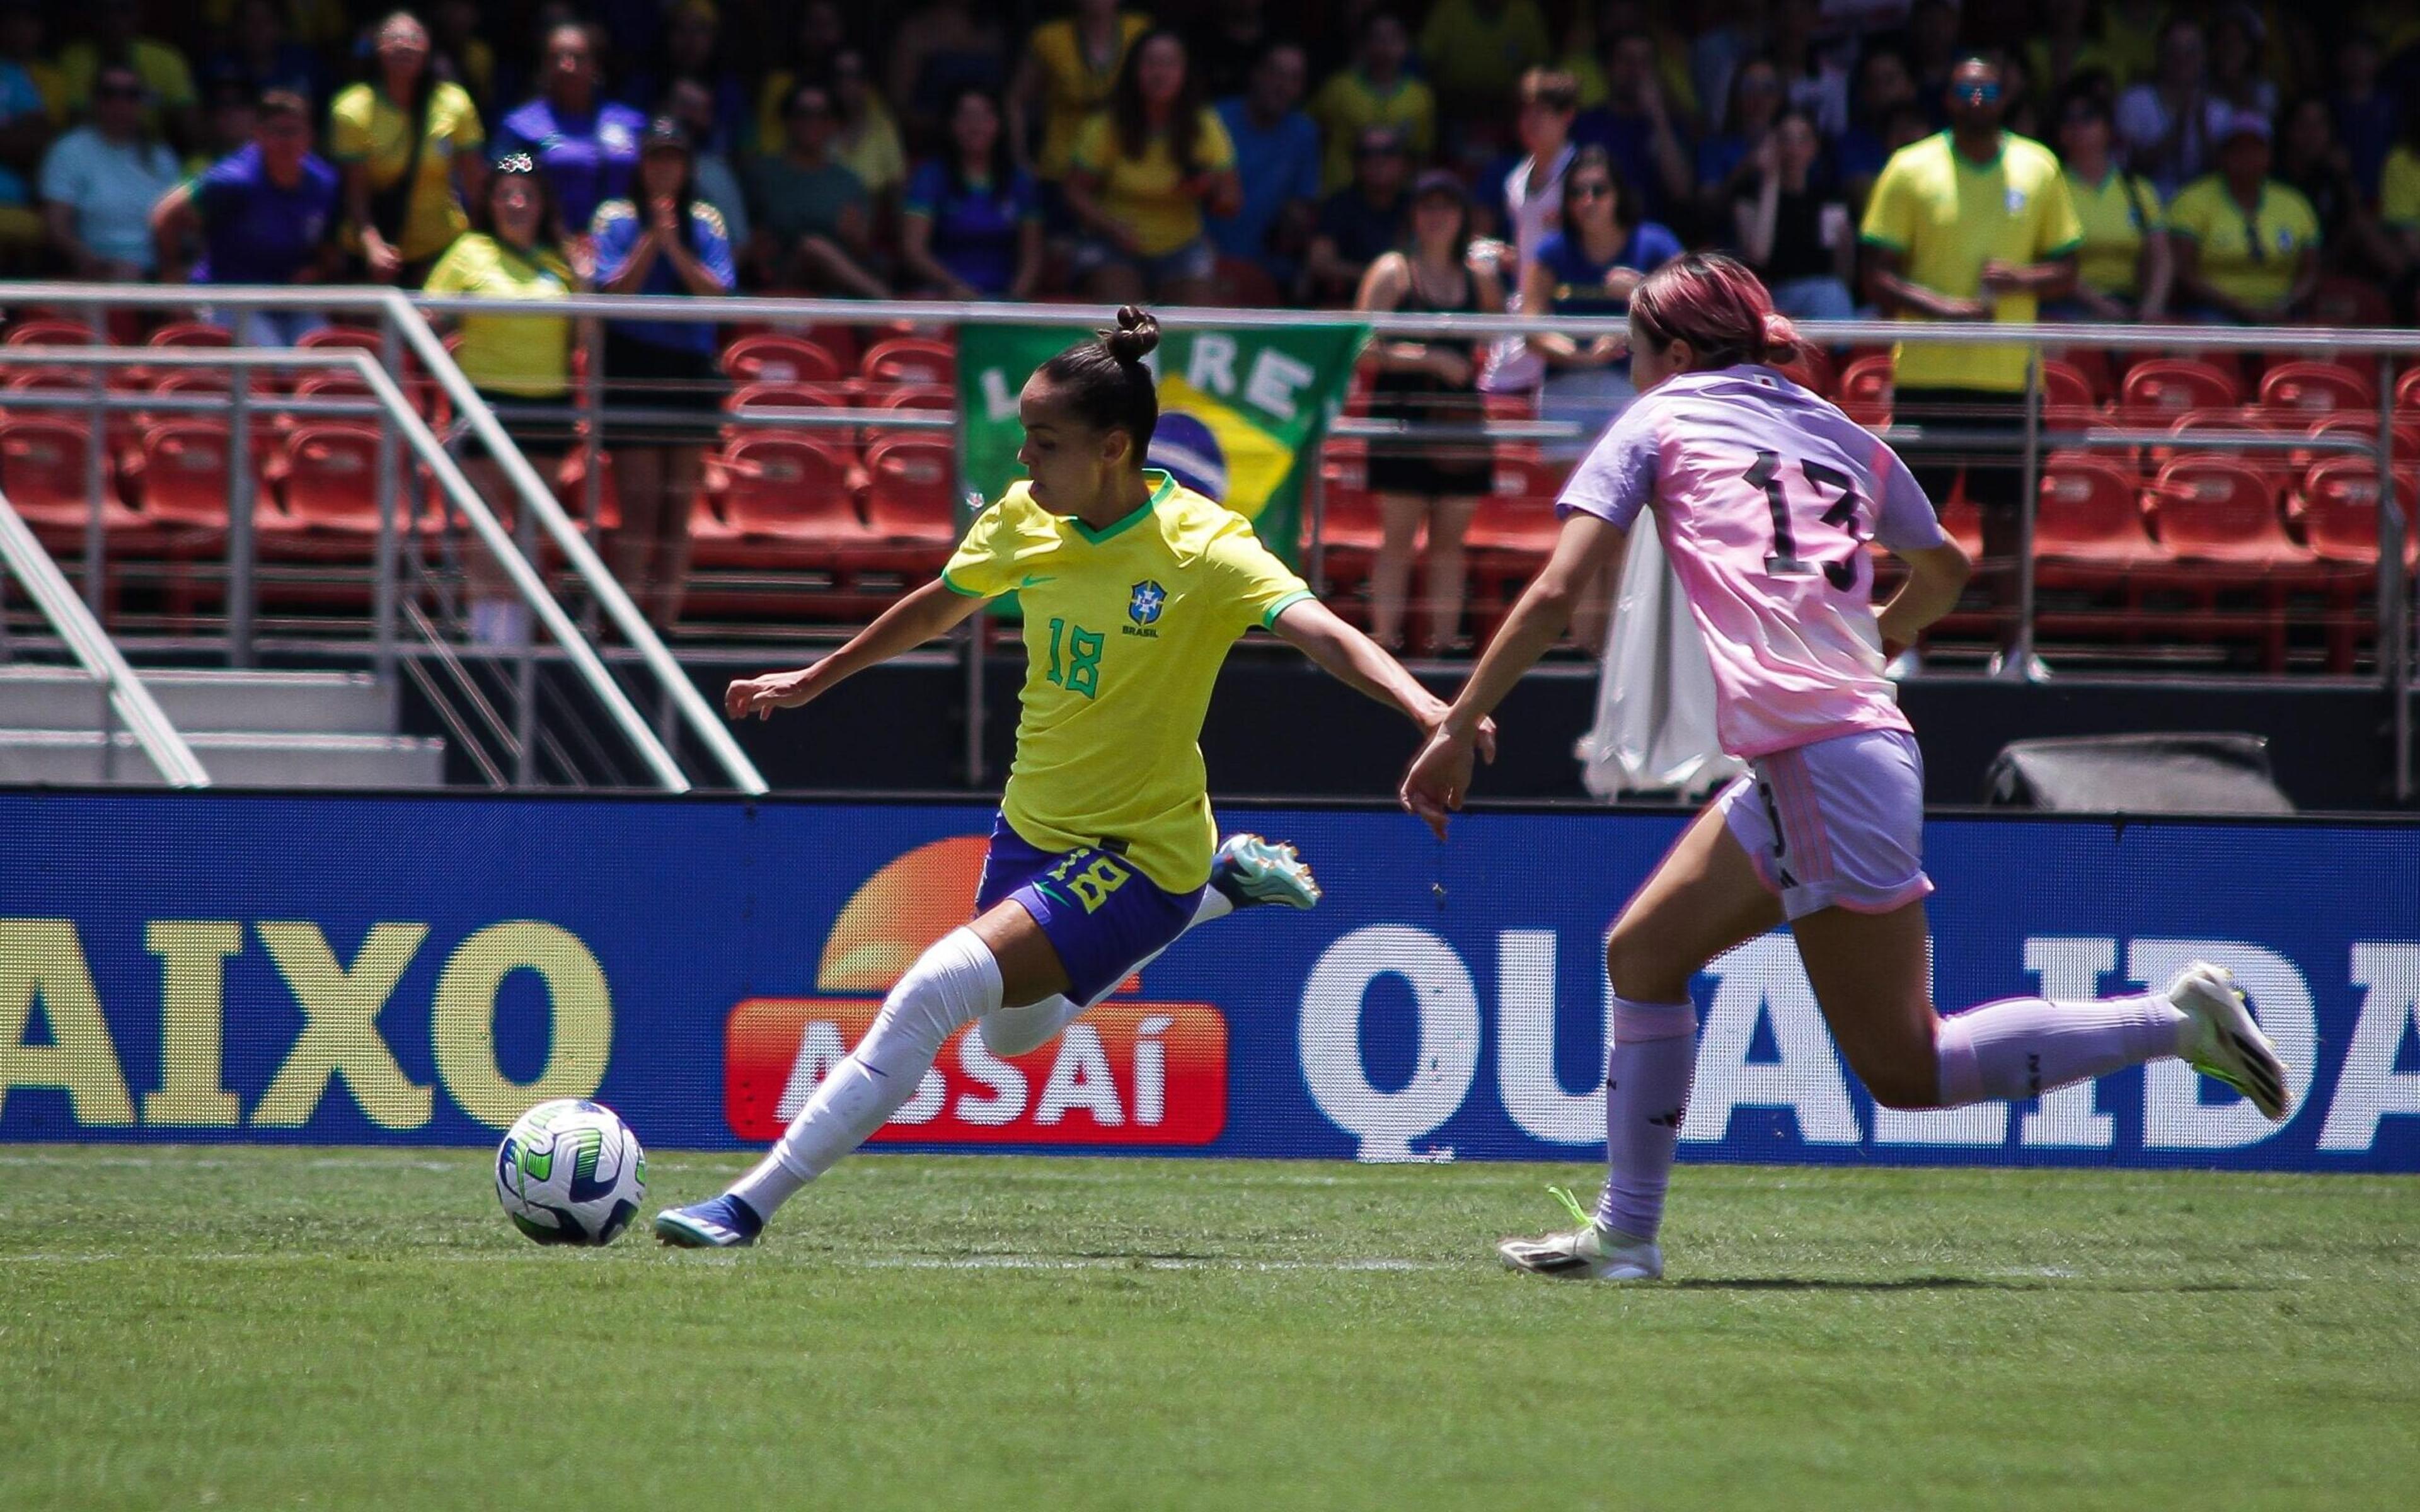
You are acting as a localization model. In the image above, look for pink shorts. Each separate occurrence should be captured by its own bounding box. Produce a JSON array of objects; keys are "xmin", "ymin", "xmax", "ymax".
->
[{"xmin": 1715, "ymin": 728, "xmax": 1935, "ymax": 920}]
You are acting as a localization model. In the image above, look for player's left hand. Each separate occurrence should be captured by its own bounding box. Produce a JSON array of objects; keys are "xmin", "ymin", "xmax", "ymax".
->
[{"xmin": 1401, "ymin": 724, "xmax": 1482, "ymax": 840}]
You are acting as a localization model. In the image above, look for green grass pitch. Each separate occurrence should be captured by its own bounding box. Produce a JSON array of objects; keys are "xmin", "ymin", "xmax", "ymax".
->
[{"xmin": 3, "ymin": 1148, "xmax": 2415, "ymax": 1511}]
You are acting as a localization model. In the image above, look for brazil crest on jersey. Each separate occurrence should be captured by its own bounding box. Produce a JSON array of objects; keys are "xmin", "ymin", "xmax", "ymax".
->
[{"xmin": 942, "ymin": 469, "xmax": 1313, "ymax": 893}]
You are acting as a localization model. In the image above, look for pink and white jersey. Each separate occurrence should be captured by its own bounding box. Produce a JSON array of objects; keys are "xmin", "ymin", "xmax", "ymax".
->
[{"xmin": 1559, "ymin": 364, "xmax": 1949, "ymax": 759}]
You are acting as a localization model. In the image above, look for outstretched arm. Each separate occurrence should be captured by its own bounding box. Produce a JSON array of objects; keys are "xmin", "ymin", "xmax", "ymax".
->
[
  {"xmin": 1400, "ymin": 512, "xmax": 1629, "ymax": 835},
  {"xmin": 727, "ymin": 577, "xmax": 984, "ymax": 719},
  {"xmin": 1270, "ymin": 596, "xmax": 1495, "ymax": 756}
]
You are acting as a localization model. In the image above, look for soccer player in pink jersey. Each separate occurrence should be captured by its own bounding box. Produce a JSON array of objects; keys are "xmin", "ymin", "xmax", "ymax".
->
[{"xmin": 1402, "ymin": 251, "xmax": 2291, "ymax": 1282}]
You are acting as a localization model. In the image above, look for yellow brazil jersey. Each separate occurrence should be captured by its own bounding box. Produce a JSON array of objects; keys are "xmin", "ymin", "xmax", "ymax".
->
[
  {"xmin": 2065, "ymin": 166, "xmax": 2164, "ymax": 297},
  {"xmin": 2165, "ymin": 175, "xmax": 2319, "ymax": 312},
  {"xmin": 1860, "ymin": 131, "xmax": 2083, "ymax": 392},
  {"xmin": 942, "ymin": 470, "xmax": 1312, "ymax": 893},
  {"xmin": 1070, "ymin": 108, "xmax": 1236, "ymax": 256},
  {"xmin": 1028, "ymin": 12, "xmax": 1153, "ymax": 181},
  {"xmin": 329, "ymin": 81, "xmax": 485, "ymax": 263},
  {"xmin": 420, "ymin": 234, "xmax": 574, "ymax": 398},
  {"xmin": 1308, "ymin": 69, "xmax": 1438, "ymax": 191},
  {"xmin": 2378, "ymin": 146, "xmax": 2420, "ymax": 233}
]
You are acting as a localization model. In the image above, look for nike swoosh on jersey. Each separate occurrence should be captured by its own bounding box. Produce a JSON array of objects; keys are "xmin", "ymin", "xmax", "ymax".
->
[{"xmin": 1019, "ymin": 574, "xmax": 1056, "ymax": 588}]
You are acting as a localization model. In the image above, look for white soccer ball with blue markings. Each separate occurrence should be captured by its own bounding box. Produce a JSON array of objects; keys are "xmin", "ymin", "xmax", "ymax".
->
[{"xmin": 495, "ymin": 1099, "xmax": 647, "ymax": 1246}]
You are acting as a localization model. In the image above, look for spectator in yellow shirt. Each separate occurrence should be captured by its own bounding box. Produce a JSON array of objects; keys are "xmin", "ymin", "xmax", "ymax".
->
[
  {"xmin": 1417, "ymin": 0, "xmax": 1552, "ymax": 123},
  {"xmin": 2167, "ymin": 111, "xmax": 2322, "ymax": 323},
  {"xmin": 1062, "ymin": 28, "xmax": 1238, "ymax": 304},
  {"xmin": 2049, "ymin": 89, "xmax": 2171, "ymax": 320},
  {"xmin": 1006, "ymin": 0, "xmax": 1150, "ymax": 183},
  {"xmin": 1308, "ymin": 10, "xmax": 1434, "ymax": 192},
  {"xmin": 59, "ymin": 0, "xmax": 197, "ymax": 148},
  {"xmin": 827, "ymin": 47, "xmax": 908, "ymax": 207},
  {"xmin": 330, "ymin": 11, "xmax": 484, "ymax": 285},
  {"xmin": 2380, "ymin": 136, "xmax": 2419, "ymax": 318},
  {"xmin": 1861, "ymin": 57, "xmax": 2081, "ymax": 672}
]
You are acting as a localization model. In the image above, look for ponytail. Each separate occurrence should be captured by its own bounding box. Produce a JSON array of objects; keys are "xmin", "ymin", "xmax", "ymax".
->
[{"xmin": 1630, "ymin": 252, "xmax": 1802, "ymax": 372}]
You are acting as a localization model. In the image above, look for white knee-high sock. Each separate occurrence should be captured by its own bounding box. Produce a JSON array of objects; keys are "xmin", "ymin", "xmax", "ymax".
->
[
  {"xmin": 1935, "ymin": 992, "xmax": 2186, "ymax": 1106},
  {"xmin": 729, "ymin": 927, "xmax": 1003, "ymax": 1219},
  {"xmin": 974, "ymin": 884, "xmax": 1236, "ymax": 1058}
]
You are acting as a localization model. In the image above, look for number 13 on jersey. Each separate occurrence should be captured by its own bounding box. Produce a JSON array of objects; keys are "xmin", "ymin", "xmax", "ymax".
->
[{"xmin": 1744, "ymin": 449, "xmax": 1871, "ymax": 590}]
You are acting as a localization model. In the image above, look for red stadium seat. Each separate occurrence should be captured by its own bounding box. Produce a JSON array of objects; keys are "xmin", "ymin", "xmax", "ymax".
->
[
  {"xmin": 4, "ymin": 317, "xmax": 97, "ymax": 348},
  {"xmin": 720, "ymin": 331, "xmax": 843, "ymax": 387},
  {"xmin": 146, "ymin": 321, "xmax": 232, "ymax": 349},
  {"xmin": 1838, "ymin": 354, "xmax": 1892, "ymax": 425},
  {"xmin": 698, "ymin": 432, "xmax": 874, "ymax": 571},
  {"xmin": 2398, "ymin": 367, "xmax": 2420, "ymax": 411},
  {"xmin": 2052, "ymin": 346, "xmax": 2117, "ymax": 403},
  {"xmin": 2290, "ymin": 414, "xmax": 2420, "ymax": 485},
  {"xmin": 1464, "ymin": 492, "xmax": 1562, "ymax": 640},
  {"xmin": 2041, "ymin": 359, "xmax": 2099, "ymax": 413},
  {"xmin": 2031, "ymin": 454, "xmax": 2169, "ymax": 640},
  {"xmin": 2143, "ymin": 457, "xmax": 2302, "ymax": 568},
  {"xmin": 1772, "ymin": 344, "xmax": 1834, "ymax": 399},
  {"xmin": 2292, "ymin": 458, "xmax": 2416, "ymax": 568},
  {"xmin": 2155, "ymin": 408, "xmax": 2293, "ymax": 489},
  {"xmin": 551, "ymin": 447, "xmax": 623, "ymax": 533},
  {"xmin": 0, "ymin": 415, "xmax": 149, "ymax": 553},
  {"xmin": 860, "ymin": 434, "xmax": 959, "ymax": 578},
  {"xmin": 860, "ymin": 336, "xmax": 955, "ymax": 387},
  {"xmin": 2119, "ymin": 358, "xmax": 2240, "ymax": 426},
  {"xmin": 2259, "ymin": 360, "xmax": 2377, "ymax": 417},
  {"xmin": 265, "ymin": 423, "xmax": 430, "ymax": 539}
]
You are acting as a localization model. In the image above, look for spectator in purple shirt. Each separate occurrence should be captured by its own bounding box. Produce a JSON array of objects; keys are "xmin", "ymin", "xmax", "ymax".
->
[
  {"xmin": 1571, "ymin": 27, "xmax": 1693, "ymax": 230},
  {"xmin": 900, "ymin": 86, "xmax": 1040, "ymax": 299},
  {"xmin": 494, "ymin": 21, "xmax": 647, "ymax": 263},
  {"xmin": 149, "ymin": 89, "xmax": 340, "ymax": 344}
]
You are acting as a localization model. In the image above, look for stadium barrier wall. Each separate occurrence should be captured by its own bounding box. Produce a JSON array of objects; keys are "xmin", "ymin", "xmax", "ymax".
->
[{"xmin": 3, "ymin": 793, "xmax": 2416, "ymax": 1172}]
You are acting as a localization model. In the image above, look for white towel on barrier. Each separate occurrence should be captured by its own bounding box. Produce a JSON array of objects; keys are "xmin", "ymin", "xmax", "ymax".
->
[{"xmin": 1575, "ymin": 512, "xmax": 1746, "ymax": 801}]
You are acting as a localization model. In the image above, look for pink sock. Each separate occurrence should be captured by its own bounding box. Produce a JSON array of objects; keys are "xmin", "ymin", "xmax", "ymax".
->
[
  {"xmin": 1935, "ymin": 992, "xmax": 2186, "ymax": 1106},
  {"xmin": 1594, "ymin": 995, "xmax": 1698, "ymax": 1242}
]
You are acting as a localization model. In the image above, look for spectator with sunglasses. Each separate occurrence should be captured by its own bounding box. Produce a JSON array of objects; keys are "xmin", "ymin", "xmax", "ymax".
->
[
  {"xmin": 60, "ymin": 0, "xmax": 198, "ymax": 150},
  {"xmin": 2166, "ymin": 110, "xmax": 2320, "ymax": 323},
  {"xmin": 1520, "ymin": 146, "xmax": 1680, "ymax": 462},
  {"xmin": 37, "ymin": 62, "xmax": 178, "ymax": 280},
  {"xmin": 1302, "ymin": 125, "xmax": 1409, "ymax": 306},
  {"xmin": 149, "ymin": 89, "xmax": 340, "ymax": 343},
  {"xmin": 744, "ymin": 80, "xmax": 887, "ymax": 297}
]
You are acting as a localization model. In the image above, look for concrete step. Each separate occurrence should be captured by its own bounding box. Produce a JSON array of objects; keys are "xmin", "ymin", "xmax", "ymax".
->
[
  {"xmin": 0, "ymin": 666, "xmax": 393, "ymax": 734},
  {"xmin": 0, "ymin": 728, "xmax": 446, "ymax": 788}
]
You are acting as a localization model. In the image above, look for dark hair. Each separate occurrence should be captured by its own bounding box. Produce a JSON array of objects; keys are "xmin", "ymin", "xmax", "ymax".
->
[
  {"xmin": 1628, "ymin": 251, "xmax": 1805, "ymax": 371},
  {"xmin": 475, "ymin": 152, "xmax": 556, "ymax": 251},
  {"xmin": 1035, "ymin": 306, "xmax": 1161, "ymax": 462},
  {"xmin": 1559, "ymin": 144, "xmax": 1632, "ymax": 231},
  {"xmin": 256, "ymin": 88, "xmax": 308, "ymax": 122},
  {"xmin": 1111, "ymin": 29, "xmax": 1206, "ymax": 178},
  {"xmin": 1518, "ymin": 66, "xmax": 1579, "ymax": 115},
  {"xmin": 942, "ymin": 85, "xmax": 1014, "ymax": 202}
]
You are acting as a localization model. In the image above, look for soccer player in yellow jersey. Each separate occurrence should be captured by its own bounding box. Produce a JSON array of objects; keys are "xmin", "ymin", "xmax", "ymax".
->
[{"xmin": 657, "ymin": 307, "xmax": 1487, "ymax": 1247}]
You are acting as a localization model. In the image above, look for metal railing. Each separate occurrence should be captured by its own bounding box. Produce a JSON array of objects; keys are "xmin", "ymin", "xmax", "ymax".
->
[
  {"xmin": 0, "ymin": 479, "xmax": 208, "ymax": 787},
  {"xmin": 0, "ymin": 343, "xmax": 695, "ymax": 791},
  {"xmin": 2, "ymin": 288, "xmax": 2410, "ymax": 797},
  {"xmin": 0, "ymin": 283, "xmax": 768, "ymax": 794}
]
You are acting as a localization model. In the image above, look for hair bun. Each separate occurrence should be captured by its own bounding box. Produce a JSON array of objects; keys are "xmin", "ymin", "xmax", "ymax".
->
[
  {"xmin": 1758, "ymin": 310, "xmax": 1803, "ymax": 363},
  {"xmin": 1103, "ymin": 305, "xmax": 1161, "ymax": 364}
]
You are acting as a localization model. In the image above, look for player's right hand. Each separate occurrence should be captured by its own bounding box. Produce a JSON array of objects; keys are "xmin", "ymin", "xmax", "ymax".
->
[{"xmin": 725, "ymin": 671, "xmax": 814, "ymax": 720}]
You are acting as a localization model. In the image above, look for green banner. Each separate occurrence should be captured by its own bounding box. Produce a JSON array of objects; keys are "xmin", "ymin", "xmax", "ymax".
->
[{"xmin": 956, "ymin": 321, "xmax": 1369, "ymax": 565}]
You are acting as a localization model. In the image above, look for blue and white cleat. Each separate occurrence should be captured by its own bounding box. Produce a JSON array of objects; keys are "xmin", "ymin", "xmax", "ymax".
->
[
  {"xmin": 1497, "ymin": 1187, "xmax": 1663, "ymax": 1281},
  {"xmin": 653, "ymin": 1194, "xmax": 765, "ymax": 1249},
  {"xmin": 2167, "ymin": 961, "xmax": 2291, "ymax": 1121},
  {"xmin": 1210, "ymin": 833, "xmax": 1322, "ymax": 910}
]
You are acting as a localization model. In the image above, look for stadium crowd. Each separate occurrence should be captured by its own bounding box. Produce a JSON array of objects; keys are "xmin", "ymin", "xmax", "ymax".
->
[{"xmin": 0, "ymin": 0, "xmax": 2410, "ymax": 320}]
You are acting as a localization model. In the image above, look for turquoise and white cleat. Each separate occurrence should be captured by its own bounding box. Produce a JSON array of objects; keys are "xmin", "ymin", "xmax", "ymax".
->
[
  {"xmin": 2167, "ymin": 961, "xmax": 2291, "ymax": 1121},
  {"xmin": 1210, "ymin": 833, "xmax": 1322, "ymax": 910},
  {"xmin": 654, "ymin": 1194, "xmax": 764, "ymax": 1249},
  {"xmin": 1496, "ymin": 1187, "xmax": 1664, "ymax": 1281}
]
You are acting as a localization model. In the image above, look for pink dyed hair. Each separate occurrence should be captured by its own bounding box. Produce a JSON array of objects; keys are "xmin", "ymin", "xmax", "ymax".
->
[{"xmin": 1628, "ymin": 251, "xmax": 1806, "ymax": 371}]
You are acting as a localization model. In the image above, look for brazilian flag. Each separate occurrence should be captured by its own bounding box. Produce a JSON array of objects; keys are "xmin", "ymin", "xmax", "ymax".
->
[{"xmin": 955, "ymin": 321, "xmax": 1369, "ymax": 566}]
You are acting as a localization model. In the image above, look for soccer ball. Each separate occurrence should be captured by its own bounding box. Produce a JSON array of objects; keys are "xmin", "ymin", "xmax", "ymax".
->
[{"xmin": 495, "ymin": 1099, "xmax": 647, "ymax": 1246}]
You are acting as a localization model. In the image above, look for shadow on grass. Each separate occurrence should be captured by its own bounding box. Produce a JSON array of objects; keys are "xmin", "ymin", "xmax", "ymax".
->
[{"xmin": 1669, "ymin": 1276, "xmax": 2283, "ymax": 1293}]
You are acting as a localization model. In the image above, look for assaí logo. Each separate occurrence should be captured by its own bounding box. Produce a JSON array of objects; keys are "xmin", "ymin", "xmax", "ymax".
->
[{"xmin": 723, "ymin": 837, "xmax": 1226, "ymax": 1145}]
